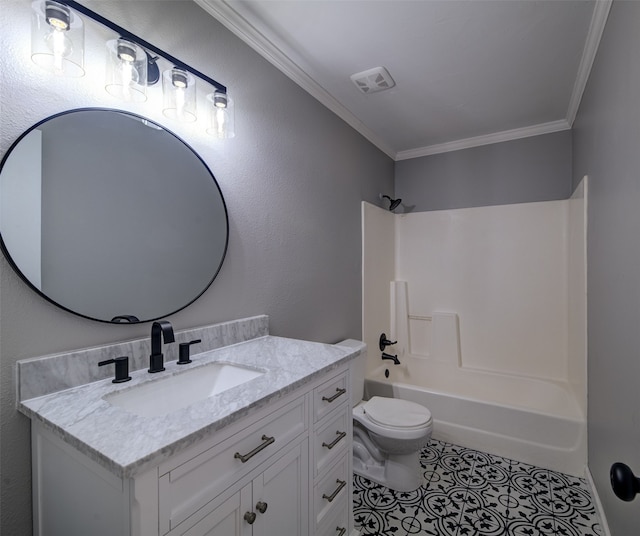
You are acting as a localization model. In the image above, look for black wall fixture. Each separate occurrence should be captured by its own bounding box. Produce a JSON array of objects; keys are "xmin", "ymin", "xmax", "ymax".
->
[
  {"xmin": 31, "ymin": 0, "xmax": 235, "ymax": 137},
  {"xmin": 610, "ymin": 462, "xmax": 640, "ymax": 501},
  {"xmin": 60, "ymin": 0, "xmax": 226, "ymax": 94}
]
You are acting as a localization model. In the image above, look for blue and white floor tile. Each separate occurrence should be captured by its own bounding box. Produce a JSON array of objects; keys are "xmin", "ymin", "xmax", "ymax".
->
[{"xmin": 353, "ymin": 439, "xmax": 602, "ymax": 536}]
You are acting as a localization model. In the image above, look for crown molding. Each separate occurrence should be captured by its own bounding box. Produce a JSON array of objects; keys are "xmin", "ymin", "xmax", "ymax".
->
[
  {"xmin": 566, "ymin": 0, "xmax": 612, "ymax": 127},
  {"xmin": 395, "ymin": 120, "xmax": 571, "ymax": 161},
  {"xmin": 194, "ymin": 0, "xmax": 397, "ymax": 160},
  {"xmin": 197, "ymin": 0, "xmax": 608, "ymax": 162}
]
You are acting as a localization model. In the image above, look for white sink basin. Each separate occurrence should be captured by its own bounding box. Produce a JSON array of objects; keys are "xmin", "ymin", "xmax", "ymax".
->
[{"xmin": 105, "ymin": 362, "xmax": 264, "ymax": 417}]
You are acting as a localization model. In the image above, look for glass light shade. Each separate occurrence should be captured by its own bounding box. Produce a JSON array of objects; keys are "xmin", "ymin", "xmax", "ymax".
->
[
  {"xmin": 105, "ymin": 38, "xmax": 148, "ymax": 102},
  {"xmin": 206, "ymin": 91, "xmax": 235, "ymax": 139},
  {"xmin": 162, "ymin": 68, "xmax": 197, "ymax": 122},
  {"xmin": 31, "ymin": 0, "xmax": 85, "ymax": 77}
]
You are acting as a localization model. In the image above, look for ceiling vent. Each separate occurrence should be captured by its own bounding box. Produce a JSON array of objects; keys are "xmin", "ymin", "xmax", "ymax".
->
[{"xmin": 350, "ymin": 66, "xmax": 396, "ymax": 94}]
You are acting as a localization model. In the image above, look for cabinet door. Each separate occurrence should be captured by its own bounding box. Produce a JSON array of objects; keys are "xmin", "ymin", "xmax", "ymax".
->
[
  {"xmin": 252, "ymin": 440, "xmax": 309, "ymax": 536},
  {"xmin": 179, "ymin": 485, "xmax": 252, "ymax": 536}
]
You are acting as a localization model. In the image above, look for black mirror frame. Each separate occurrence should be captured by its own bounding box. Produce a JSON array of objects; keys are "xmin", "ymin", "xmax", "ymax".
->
[{"xmin": 0, "ymin": 107, "xmax": 229, "ymax": 324}]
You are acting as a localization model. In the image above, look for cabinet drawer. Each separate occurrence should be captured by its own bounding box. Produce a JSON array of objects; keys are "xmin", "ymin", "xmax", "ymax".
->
[
  {"xmin": 314, "ymin": 407, "xmax": 349, "ymax": 477},
  {"xmin": 159, "ymin": 395, "xmax": 308, "ymax": 533},
  {"xmin": 316, "ymin": 502, "xmax": 349, "ymax": 536},
  {"xmin": 314, "ymin": 373, "xmax": 348, "ymax": 422},
  {"xmin": 313, "ymin": 453, "xmax": 349, "ymax": 529}
]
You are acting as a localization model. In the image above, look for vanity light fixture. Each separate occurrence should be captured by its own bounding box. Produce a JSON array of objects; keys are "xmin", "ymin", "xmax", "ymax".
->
[
  {"xmin": 30, "ymin": 0, "xmax": 234, "ymax": 137},
  {"xmin": 31, "ymin": 0, "xmax": 85, "ymax": 77},
  {"xmin": 105, "ymin": 38, "xmax": 150, "ymax": 102},
  {"xmin": 207, "ymin": 90, "xmax": 235, "ymax": 139},
  {"xmin": 163, "ymin": 67, "xmax": 197, "ymax": 122}
]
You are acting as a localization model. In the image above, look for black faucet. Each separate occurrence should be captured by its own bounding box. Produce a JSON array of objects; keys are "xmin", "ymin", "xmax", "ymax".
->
[
  {"xmin": 382, "ymin": 352, "xmax": 400, "ymax": 365},
  {"xmin": 149, "ymin": 320, "xmax": 175, "ymax": 373}
]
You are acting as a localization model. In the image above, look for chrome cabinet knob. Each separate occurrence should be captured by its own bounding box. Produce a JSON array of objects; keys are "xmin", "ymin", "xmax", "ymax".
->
[
  {"xmin": 256, "ymin": 501, "xmax": 268, "ymax": 514},
  {"xmin": 244, "ymin": 511, "xmax": 256, "ymax": 524}
]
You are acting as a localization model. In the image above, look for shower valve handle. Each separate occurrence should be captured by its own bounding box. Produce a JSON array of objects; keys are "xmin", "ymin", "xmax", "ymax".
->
[{"xmin": 379, "ymin": 333, "xmax": 397, "ymax": 351}]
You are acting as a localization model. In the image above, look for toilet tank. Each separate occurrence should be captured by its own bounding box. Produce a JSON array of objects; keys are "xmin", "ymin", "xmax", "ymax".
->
[{"xmin": 335, "ymin": 339, "xmax": 366, "ymax": 405}]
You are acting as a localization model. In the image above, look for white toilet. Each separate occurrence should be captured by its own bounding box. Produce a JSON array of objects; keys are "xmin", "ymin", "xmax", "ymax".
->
[{"xmin": 343, "ymin": 341, "xmax": 433, "ymax": 492}]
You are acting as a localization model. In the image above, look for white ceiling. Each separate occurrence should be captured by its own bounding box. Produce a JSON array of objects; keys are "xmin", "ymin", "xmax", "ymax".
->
[{"xmin": 196, "ymin": 0, "xmax": 612, "ymax": 160}]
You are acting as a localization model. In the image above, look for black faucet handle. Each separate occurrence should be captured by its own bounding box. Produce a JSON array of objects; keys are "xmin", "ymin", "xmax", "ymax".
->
[
  {"xmin": 178, "ymin": 339, "xmax": 202, "ymax": 365},
  {"xmin": 379, "ymin": 333, "xmax": 398, "ymax": 351},
  {"xmin": 99, "ymin": 356, "xmax": 132, "ymax": 383}
]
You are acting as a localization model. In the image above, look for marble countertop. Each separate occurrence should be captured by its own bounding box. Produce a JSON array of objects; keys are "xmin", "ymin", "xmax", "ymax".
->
[{"xmin": 19, "ymin": 335, "xmax": 361, "ymax": 478}]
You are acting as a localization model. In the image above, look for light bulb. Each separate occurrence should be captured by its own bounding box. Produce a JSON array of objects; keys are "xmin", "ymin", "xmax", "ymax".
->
[
  {"xmin": 31, "ymin": 0, "xmax": 84, "ymax": 77},
  {"xmin": 172, "ymin": 69, "xmax": 188, "ymax": 120},
  {"xmin": 119, "ymin": 59, "xmax": 139, "ymax": 98},
  {"xmin": 105, "ymin": 38, "xmax": 146, "ymax": 102},
  {"xmin": 116, "ymin": 39, "xmax": 139, "ymax": 95},
  {"xmin": 44, "ymin": 27, "xmax": 72, "ymax": 73},
  {"xmin": 207, "ymin": 91, "xmax": 234, "ymax": 138},
  {"xmin": 162, "ymin": 68, "xmax": 196, "ymax": 122},
  {"xmin": 213, "ymin": 108, "xmax": 227, "ymax": 136}
]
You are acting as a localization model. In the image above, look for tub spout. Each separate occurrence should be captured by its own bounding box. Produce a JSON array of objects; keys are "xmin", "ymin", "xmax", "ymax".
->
[{"xmin": 382, "ymin": 352, "xmax": 400, "ymax": 365}]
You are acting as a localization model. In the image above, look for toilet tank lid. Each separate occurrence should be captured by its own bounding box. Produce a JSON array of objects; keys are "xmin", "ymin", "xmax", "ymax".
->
[{"xmin": 363, "ymin": 396, "xmax": 432, "ymax": 429}]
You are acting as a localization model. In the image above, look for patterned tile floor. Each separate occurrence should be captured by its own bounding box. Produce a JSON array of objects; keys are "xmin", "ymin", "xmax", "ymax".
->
[{"xmin": 353, "ymin": 439, "xmax": 602, "ymax": 536}]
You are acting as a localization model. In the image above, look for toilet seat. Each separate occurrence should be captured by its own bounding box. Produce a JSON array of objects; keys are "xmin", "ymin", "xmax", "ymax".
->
[
  {"xmin": 353, "ymin": 397, "xmax": 433, "ymax": 440},
  {"xmin": 363, "ymin": 396, "xmax": 432, "ymax": 430}
]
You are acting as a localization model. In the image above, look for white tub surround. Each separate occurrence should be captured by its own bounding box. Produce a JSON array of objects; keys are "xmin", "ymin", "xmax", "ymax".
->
[
  {"xmin": 17, "ymin": 317, "xmax": 363, "ymax": 536},
  {"xmin": 362, "ymin": 188, "xmax": 588, "ymax": 476},
  {"xmin": 366, "ymin": 362, "xmax": 586, "ymax": 476}
]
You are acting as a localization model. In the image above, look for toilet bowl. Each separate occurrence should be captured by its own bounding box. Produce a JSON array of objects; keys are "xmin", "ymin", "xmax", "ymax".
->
[
  {"xmin": 352, "ymin": 396, "xmax": 432, "ymax": 491},
  {"xmin": 336, "ymin": 339, "xmax": 433, "ymax": 492}
]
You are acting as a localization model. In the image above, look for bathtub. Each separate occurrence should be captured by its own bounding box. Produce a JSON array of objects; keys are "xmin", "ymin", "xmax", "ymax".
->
[{"xmin": 364, "ymin": 357, "xmax": 587, "ymax": 477}]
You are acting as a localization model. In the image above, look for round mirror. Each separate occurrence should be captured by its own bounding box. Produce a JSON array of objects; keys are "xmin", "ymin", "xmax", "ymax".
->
[{"xmin": 0, "ymin": 108, "xmax": 228, "ymax": 323}]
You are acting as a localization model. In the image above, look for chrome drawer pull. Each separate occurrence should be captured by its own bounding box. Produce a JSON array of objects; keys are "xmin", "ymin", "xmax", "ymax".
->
[
  {"xmin": 322, "ymin": 479, "xmax": 346, "ymax": 503},
  {"xmin": 336, "ymin": 527, "xmax": 346, "ymax": 536},
  {"xmin": 322, "ymin": 431, "xmax": 346, "ymax": 450},
  {"xmin": 322, "ymin": 387, "xmax": 346, "ymax": 403},
  {"xmin": 234, "ymin": 435, "xmax": 275, "ymax": 463}
]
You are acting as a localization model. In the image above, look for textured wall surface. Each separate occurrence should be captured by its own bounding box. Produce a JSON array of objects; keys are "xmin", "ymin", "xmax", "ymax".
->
[
  {"xmin": 395, "ymin": 130, "xmax": 572, "ymax": 212},
  {"xmin": 0, "ymin": 1, "xmax": 393, "ymax": 533},
  {"xmin": 572, "ymin": 1, "xmax": 640, "ymax": 533}
]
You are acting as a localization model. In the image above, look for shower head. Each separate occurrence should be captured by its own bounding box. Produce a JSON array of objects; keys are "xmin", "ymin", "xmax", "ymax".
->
[{"xmin": 380, "ymin": 194, "xmax": 402, "ymax": 211}]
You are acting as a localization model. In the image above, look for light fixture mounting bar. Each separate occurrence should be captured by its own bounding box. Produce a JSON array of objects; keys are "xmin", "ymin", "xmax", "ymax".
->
[{"xmin": 60, "ymin": 0, "xmax": 227, "ymax": 94}]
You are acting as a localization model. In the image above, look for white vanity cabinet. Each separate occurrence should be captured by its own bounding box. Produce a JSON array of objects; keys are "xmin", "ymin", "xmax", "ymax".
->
[
  {"xmin": 30, "ymin": 365, "xmax": 353, "ymax": 536},
  {"xmin": 171, "ymin": 440, "xmax": 308, "ymax": 536}
]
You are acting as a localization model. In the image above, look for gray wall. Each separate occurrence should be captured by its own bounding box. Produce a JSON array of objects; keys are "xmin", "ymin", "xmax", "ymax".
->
[
  {"xmin": 0, "ymin": 2, "xmax": 393, "ymax": 534},
  {"xmin": 572, "ymin": 1, "xmax": 640, "ymax": 533},
  {"xmin": 395, "ymin": 130, "xmax": 572, "ymax": 212}
]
